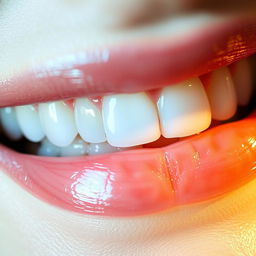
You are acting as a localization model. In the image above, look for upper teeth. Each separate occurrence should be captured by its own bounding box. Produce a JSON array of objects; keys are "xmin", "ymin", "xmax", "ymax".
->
[
  {"xmin": 157, "ymin": 77, "xmax": 211, "ymax": 138},
  {"xmin": 0, "ymin": 58, "xmax": 253, "ymax": 155}
]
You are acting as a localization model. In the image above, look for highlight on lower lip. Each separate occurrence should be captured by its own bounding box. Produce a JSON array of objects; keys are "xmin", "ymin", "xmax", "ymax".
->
[{"xmin": 0, "ymin": 112, "xmax": 255, "ymax": 216}]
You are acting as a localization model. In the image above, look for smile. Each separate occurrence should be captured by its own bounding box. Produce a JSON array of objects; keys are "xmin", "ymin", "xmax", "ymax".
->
[{"xmin": 0, "ymin": 17, "xmax": 255, "ymax": 217}]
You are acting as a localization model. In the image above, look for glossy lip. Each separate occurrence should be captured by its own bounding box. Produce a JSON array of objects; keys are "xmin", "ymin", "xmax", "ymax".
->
[
  {"xmin": 0, "ymin": 112, "xmax": 255, "ymax": 216},
  {"xmin": 0, "ymin": 17, "xmax": 255, "ymax": 217},
  {"xmin": 1, "ymin": 17, "xmax": 255, "ymax": 107}
]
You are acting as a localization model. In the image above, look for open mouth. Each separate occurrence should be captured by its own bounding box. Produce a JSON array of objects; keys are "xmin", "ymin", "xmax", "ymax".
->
[{"xmin": 0, "ymin": 18, "xmax": 255, "ymax": 217}]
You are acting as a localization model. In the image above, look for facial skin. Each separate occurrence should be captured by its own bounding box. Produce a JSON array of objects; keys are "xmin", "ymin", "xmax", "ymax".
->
[{"xmin": 0, "ymin": 1, "xmax": 256, "ymax": 255}]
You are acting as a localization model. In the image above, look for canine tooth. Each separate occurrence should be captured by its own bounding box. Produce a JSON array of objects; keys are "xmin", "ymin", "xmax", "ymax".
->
[
  {"xmin": 74, "ymin": 98, "xmax": 106, "ymax": 143},
  {"xmin": 102, "ymin": 92, "xmax": 160, "ymax": 147},
  {"xmin": 0, "ymin": 107, "xmax": 22, "ymax": 140},
  {"xmin": 38, "ymin": 138, "xmax": 61, "ymax": 157},
  {"xmin": 16, "ymin": 105, "xmax": 44, "ymax": 142},
  {"xmin": 230, "ymin": 58, "xmax": 253, "ymax": 106},
  {"xmin": 38, "ymin": 101, "xmax": 77, "ymax": 147},
  {"xmin": 60, "ymin": 138, "xmax": 88, "ymax": 157},
  {"xmin": 205, "ymin": 67, "xmax": 237, "ymax": 121},
  {"xmin": 157, "ymin": 78, "xmax": 211, "ymax": 138}
]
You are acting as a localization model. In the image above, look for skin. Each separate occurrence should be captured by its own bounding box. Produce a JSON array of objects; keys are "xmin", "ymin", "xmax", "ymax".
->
[{"xmin": 0, "ymin": 1, "xmax": 256, "ymax": 255}]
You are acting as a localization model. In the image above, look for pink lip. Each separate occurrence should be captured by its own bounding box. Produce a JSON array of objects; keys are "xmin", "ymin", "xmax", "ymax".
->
[
  {"xmin": 0, "ymin": 17, "xmax": 255, "ymax": 217},
  {"xmin": 1, "ymin": 17, "xmax": 256, "ymax": 108},
  {"xmin": 0, "ymin": 112, "xmax": 255, "ymax": 216}
]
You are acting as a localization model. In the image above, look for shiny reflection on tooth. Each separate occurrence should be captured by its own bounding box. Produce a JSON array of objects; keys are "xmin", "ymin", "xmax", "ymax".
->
[
  {"xmin": 205, "ymin": 67, "xmax": 237, "ymax": 121},
  {"xmin": 60, "ymin": 138, "xmax": 88, "ymax": 157},
  {"xmin": 39, "ymin": 101, "xmax": 78, "ymax": 147},
  {"xmin": 74, "ymin": 98, "xmax": 106, "ymax": 143},
  {"xmin": 16, "ymin": 105, "xmax": 44, "ymax": 142},
  {"xmin": 88, "ymin": 142, "xmax": 120, "ymax": 155},
  {"xmin": 102, "ymin": 92, "xmax": 160, "ymax": 147},
  {"xmin": 230, "ymin": 58, "xmax": 253, "ymax": 106},
  {"xmin": 157, "ymin": 78, "xmax": 212, "ymax": 138},
  {"xmin": 0, "ymin": 107, "xmax": 22, "ymax": 140}
]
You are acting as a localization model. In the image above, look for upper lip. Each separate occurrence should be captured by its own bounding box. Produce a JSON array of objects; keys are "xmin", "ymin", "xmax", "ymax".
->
[{"xmin": 1, "ymin": 17, "xmax": 256, "ymax": 108}]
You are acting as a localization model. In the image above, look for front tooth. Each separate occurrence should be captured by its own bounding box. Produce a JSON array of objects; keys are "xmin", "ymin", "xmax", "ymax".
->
[
  {"xmin": 60, "ymin": 138, "xmax": 88, "ymax": 157},
  {"xmin": 38, "ymin": 101, "xmax": 77, "ymax": 147},
  {"xmin": 157, "ymin": 78, "xmax": 211, "ymax": 138},
  {"xmin": 102, "ymin": 92, "xmax": 160, "ymax": 147},
  {"xmin": 37, "ymin": 138, "xmax": 61, "ymax": 157},
  {"xmin": 205, "ymin": 67, "xmax": 237, "ymax": 121},
  {"xmin": 230, "ymin": 58, "xmax": 253, "ymax": 106},
  {"xmin": 16, "ymin": 105, "xmax": 44, "ymax": 142},
  {"xmin": 74, "ymin": 98, "xmax": 106, "ymax": 143},
  {"xmin": 0, "ymin": 107, "xmax": 22, "ymax": 140}
]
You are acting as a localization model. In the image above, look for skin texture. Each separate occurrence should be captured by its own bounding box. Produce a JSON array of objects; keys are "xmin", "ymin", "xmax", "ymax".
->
[{"xmin": 0, "ymin": 1, "xmax": 256, "ymax": 255}]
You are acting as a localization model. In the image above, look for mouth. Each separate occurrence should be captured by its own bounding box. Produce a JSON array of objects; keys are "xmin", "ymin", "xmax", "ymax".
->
[{"xmin": 0, "ymin": 17, "xmax": 255, "ymax": 217}]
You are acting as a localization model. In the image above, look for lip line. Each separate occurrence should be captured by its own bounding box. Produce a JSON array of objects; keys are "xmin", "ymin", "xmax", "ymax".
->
[{"xmin": 1, "ymin": 17, "xmax": 255, "ymax": 108}]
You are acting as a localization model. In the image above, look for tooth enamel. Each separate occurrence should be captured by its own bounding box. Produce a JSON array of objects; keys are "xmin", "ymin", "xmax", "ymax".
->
[
  {"xmin": 74, "ymin": 98, "xmax": 106, "ymax": 143},
  {"xmin": 38, "ymin": 101, "xmax": 78, "ymax": 147},
  {"xmin": 0, "ymin": 107, "xmax": 22, "ymax": 140},
  {"xmin": 60, "ymin": 137, "xmax": 88, "ymax": 157},
  {"xmin": 102, "ymin": 92, "xmax": 161, "ymax": 147},
  {"xmin": 205, "ymin": 67, "xmax": 237, "ymax": 121},
  {"xmin": 88, "ymin": 142, "xmax": 121, "ymax": 155},
  {"xmin": 230, "ymin": 58, "xmax": 253, "ymax": 106},
  {"xmin": 16, "ymin": 105, "xmax": 44, "ymax": 142},
  {"xmin": 157, "ymin": 78, "xmax": 211, "ymax": 138},
  {"xmin": 37, "ymin": 138, "xmax": 61, "ymax": 157}
]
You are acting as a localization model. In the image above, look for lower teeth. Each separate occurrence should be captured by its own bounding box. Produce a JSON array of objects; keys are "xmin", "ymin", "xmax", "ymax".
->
[{"xmin": 37, "ymin": 137, "xmax": 141, "ymax": 157}]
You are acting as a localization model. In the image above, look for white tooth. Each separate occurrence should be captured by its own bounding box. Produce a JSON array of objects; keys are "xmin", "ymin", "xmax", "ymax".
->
[
  {"xmin": 205, "ymin": 67, "xmax": 237, "ymax": 121},
  {"xmin": 60, "ymin": 138, "xmax": 88, "ymax": 157},
  {"xmin": 230, "ymin": 58, "xmax": 253, "ymax": 106},
  {"xmin": 88, "ymin": 142, "xmax": 120, "ymax": 155},
  {"xmin": 74, "ymin": 98, "xmax": 106, "ymax": 143},
  {"xmin": 102, "ymin": 92, "xmax": 160, "ymax": 147},
  {"xmin": 0, "ymin": 107, "xmax": 22, "ymax": 140},
  {"xmin": 157, "ymin": 78, "xmax": 211, "ymax": 138},
  {"xmin": 37, "ymin": 138, "xmax": 61, "ymax": 157},
  {"xmin": 87, "ymin": 143, "xmax": 140, "ymax": 155},
  {"xmin": 38, "ymin": 101, "xmax": 77, "ymax": 147},
  {"xmin": 16, "ymin": 105, "xmax": 44, "ymax": 142}
]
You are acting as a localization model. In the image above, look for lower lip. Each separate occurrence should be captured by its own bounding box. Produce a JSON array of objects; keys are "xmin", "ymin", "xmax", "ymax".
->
[{"xmin": 0, "ymin": 111, "xmax": 255, "ymax": 216}]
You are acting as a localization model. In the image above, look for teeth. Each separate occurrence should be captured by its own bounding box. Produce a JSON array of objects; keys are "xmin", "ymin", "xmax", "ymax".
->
[
  {"xmin": 230, "ymin": 58, "xmax": 253, "ymax": 106},
  {"xmin": 88, "ymin": 142, "xmax": 122, "ymax": 155},
  {"xmin": 16, "ymin": 105, "xmax": 44, "ymax": 142},
  {"xmin": 60, "ymin": 138, "xmax": 88, "ymax": 157},
  {"xmin": 37, "ymin": 138, "xmax": 61, "ymax": 157},
  {"xmin": 205, "ymin": 67, "xmax": 237, "ymax": 121},
  {"xmin": 38, "ymin": 101, "xmax": 78, "ymax": 147},
  {"xmin": 157, "ymin": 78, "xmax": 211, "ymax": 138},
  {"xmin": 0, "ymin": 107, "xmax": 22, "ymax": 140},
  {"xmin": 102, "ymin": 92, "xmax": 160, "ymax": 147},
  {"xmin": 74, "ymin": 98, "xmax": 106, "ymax": 143}
]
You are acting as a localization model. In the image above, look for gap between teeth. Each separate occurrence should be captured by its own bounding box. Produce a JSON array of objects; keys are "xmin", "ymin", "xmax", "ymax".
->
[{"xmin": 0, "ymin": 58, "xmax": 253, "ymax": 156}]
